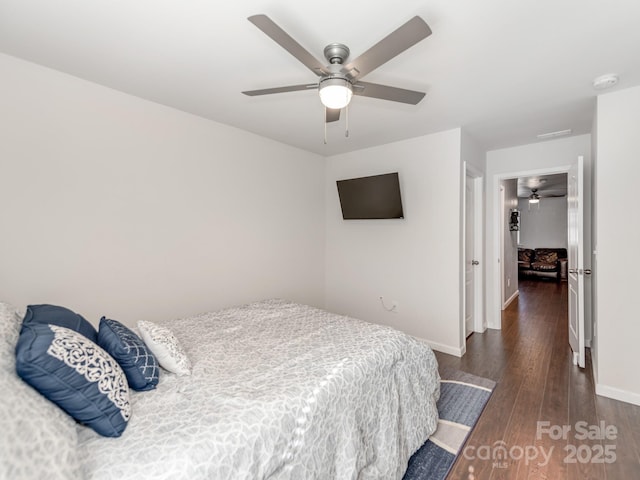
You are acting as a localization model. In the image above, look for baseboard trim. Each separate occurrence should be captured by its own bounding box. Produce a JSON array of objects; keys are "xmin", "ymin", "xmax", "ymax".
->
[
  {"xmin": 595, "ymin": 383, "xmax": 640, "ymax": 406},
  {"xmin": 414, "ymin": 336, "xmax": 464, "ymax": 357},
  {"xmin": 502, "ymin": 289, "xmax": 519, "ymax": 310}
]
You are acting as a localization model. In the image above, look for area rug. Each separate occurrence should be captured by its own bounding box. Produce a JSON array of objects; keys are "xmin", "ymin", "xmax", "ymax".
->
[{"xmin": 403, "ymin": 369, "xmax": 496, "ymax": 480}]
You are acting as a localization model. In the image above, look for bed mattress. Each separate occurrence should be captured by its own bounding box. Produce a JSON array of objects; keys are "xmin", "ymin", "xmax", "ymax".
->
[{"xmin": 77, "ymin": 299, "xmax": 440, "ymax": 479}]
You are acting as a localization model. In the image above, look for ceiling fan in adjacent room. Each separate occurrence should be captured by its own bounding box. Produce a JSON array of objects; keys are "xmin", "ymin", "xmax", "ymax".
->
[
  {"xmin": 528, "ymin": 188, "xmax": 541, "ymax": 204},
  {"xmin": 527, "ymin": 187, "xmax": 566, "ymax": 209},
  {"xmin": 519, "ymin": 175, "xmax": 568, "ymax": 205},
  {"xmin": 242, "ymin": 14, "xmax": 432, "ymax": 142}
]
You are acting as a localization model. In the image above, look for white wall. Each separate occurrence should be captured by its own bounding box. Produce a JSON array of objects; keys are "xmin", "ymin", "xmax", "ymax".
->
[
  {"xmin": 485, "ymin": 134, "xmax": 591, "ymax": 329},
  {"xmin": 325, "ymin": 129, "xmax": 464, "ymax": 355},
  {"xmin": 0, "ymin": 54, "xmax": 326, "ymax": 327},
  {"xmin": 461, "ymin": 131, "xmax": 486, "ymax": 174},
  {"xmin": 594, "ymin": 84, "xmax": 640, "ymax": 405},
  {"xmin": 501, "ymin": 179, "xmax": 518, "ymax": 307},
  {"xmin": 517, "ymin": 196, "xmax": 568, "ymax": 249}
]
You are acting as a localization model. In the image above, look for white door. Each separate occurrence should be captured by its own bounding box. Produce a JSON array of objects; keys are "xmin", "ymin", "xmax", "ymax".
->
[
  {"xmin": 465, "ymin": 174, "xmax": 475, "ymax": 337},
  {"xmin": 568, "ymin": 156, "xmax": 585, "ymax": 368}
]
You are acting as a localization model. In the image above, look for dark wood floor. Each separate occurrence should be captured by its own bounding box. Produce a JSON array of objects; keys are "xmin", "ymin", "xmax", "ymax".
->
[{"xmin": 436, "ymin": 279, "xmax": 640, "ymax": 479}]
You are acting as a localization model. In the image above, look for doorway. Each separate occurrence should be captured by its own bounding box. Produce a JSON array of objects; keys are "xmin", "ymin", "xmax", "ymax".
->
[
  {"xmin": 490, "ymin": 160, "xmax": 591, "ymax": 367},
  {"xmin": 514, "ymin": 172, "xmax": 568, "ymax": 286},
  {"xmin": 490, "ymin": 164, "xmax": 571, "ymax": 329},
  {"xmin": 499, "ymin": 170, "xmax": 569, "ymax": 311}
]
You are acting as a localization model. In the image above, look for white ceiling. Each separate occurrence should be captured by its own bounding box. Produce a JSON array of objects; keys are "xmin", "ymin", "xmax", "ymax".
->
[{"xmin": 1, "ymin": 0, "xmax": 639, "ymax": 156}]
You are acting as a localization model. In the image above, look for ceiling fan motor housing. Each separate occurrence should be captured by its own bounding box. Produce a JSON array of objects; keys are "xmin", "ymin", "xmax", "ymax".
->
[{"xmin": 323, "ymin": 43, "xmax": 350, "ymax": 64}]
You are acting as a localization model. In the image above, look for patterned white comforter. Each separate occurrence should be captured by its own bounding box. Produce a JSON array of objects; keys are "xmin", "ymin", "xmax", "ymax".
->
[{"xmin": 77, "ymin": 299, "xmax": 440, "ymax": 480}]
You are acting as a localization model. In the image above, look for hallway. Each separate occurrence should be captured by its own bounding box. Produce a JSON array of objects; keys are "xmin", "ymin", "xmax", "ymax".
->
[{"xmin": 435, "ymin": 279, "xmax": 640, "ymax": 479}]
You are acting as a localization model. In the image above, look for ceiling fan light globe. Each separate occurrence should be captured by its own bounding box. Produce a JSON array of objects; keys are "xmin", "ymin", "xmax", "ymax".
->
[
  {"xmin": 529, "ymin": 198, "xmax": 540, "ymax": 204},
  {"xmin": 319, "ymin": 78, "xmax": 353, "ymax": 109}
]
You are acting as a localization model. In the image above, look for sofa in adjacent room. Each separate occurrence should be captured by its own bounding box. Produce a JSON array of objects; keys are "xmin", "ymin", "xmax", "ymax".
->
[{"xmin": 518, "ymin": 247, "xmax": 568, "ymax": 281}]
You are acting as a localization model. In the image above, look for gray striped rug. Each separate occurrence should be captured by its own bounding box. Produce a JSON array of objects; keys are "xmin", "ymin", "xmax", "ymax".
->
[{"xmin": 403, "ymin": 369, "xmax": 496, "ymax": 480}]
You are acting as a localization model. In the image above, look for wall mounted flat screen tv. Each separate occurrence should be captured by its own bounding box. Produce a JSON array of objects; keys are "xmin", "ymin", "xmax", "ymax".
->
[{"xmin": 336, "ymin": 172, "xmax": 404, "ymax": 220}]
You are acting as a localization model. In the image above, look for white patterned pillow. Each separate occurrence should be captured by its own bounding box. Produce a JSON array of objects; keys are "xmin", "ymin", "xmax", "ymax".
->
[{"xmin": 137, "ymin": 321, "xmax": 192, "ymax": 376}]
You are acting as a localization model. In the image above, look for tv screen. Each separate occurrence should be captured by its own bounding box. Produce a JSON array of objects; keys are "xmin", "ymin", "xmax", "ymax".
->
[{"xmin": 336, "ymin": 172, "xmax": 404, "ymax": 220}]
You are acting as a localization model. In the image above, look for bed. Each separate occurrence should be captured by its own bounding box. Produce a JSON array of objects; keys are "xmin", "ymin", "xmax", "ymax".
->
[{"xmin": 1, "ymin": 299, "xmax": 440, "ymax": 480}]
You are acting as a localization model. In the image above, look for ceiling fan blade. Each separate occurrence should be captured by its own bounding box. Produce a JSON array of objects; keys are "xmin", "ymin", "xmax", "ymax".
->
[
  {"xmin": 354, "ymin": 81, "xmax": 425, "ymax": 105},
  {"xmin": 248, "ymin": 15, "xmax": 328, "ymax": 77},
  {"xmin": 342, "ymin": 16, "xmax": 431, "ymax": 80},
  {"xmin": 242, "ymin": 84, "xmax": 317, "ymax": 96},
  {"xmin": 326, "ymin": 108, "xmax": 341, "ymax": 123}
]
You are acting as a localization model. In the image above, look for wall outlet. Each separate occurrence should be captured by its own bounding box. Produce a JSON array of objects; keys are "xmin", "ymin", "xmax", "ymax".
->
[{"xmin": 507, "ymin": 277, "xmax": 511, "ymax": 287}]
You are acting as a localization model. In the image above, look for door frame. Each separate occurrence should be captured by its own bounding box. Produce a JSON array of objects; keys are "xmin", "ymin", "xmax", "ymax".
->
[
  {"xmin": 489, "ymin": 164, "xmax": 571, "ymax": 329},
  {"xmin": 463, "ymin": 162, "xmax": 485, "ymax": 346},
  {"xmin": 500, "ymin": 185, "xmax": 506, "ymax": 309},
  {"xmin": 567, "ymin": 156, "xmax": 585, "ymax": 367}
]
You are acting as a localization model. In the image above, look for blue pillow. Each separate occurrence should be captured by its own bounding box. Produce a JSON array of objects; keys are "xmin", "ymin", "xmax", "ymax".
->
[
  {"xmin": 15, "ymin": 323, "xmax": 131, "ymax": 437},
  {"xmin": 98, "ymin": 317, "xmax": 159, "ymax": 391},
  {"xmin": 24, "ymin": 304, "xmax": 98, "ymax": 343}
]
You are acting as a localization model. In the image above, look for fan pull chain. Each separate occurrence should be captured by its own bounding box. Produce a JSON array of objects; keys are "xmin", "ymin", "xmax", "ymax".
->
[
  {"xmin": 345, "ymin": 105, "xmax": 349, "ymax": 138},
  {"xmin": 323, "ymin": 108, "xmax": 328, "ymax": 144}
]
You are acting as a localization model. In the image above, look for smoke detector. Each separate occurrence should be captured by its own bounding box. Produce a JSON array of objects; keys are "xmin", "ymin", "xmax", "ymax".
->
[{"xmin": 592, "ymin": 74, "xmax": 619, "ymax": 90}]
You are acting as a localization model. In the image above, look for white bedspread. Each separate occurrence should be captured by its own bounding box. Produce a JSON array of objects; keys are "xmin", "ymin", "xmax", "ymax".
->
[{"xmin": 77, "ymin": 299, "xmax": 440, "ymax": 480}]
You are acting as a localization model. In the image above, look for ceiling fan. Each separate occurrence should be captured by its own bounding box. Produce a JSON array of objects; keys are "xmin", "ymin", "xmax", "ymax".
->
[
  {"xmin": 528, "ymin": 188, "xmax": 541, "ymax": 204},
  {"xmin": 528, "ymin": 187, "xmax": 565, "ymax": 204},
  {"xmin": 242, "ymin": 14, "xmax": 431, "ymax": 136}
]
